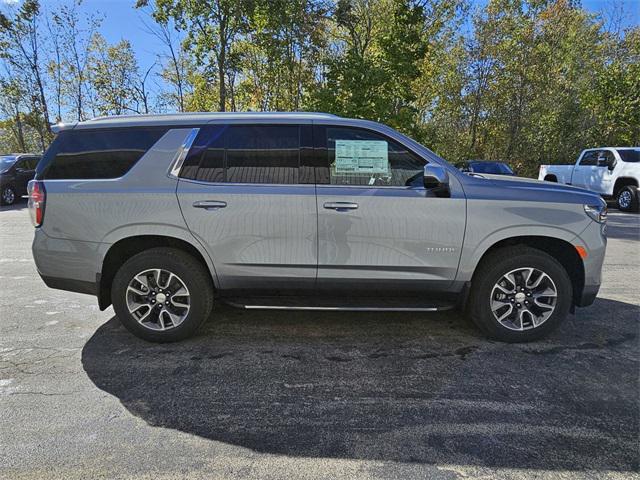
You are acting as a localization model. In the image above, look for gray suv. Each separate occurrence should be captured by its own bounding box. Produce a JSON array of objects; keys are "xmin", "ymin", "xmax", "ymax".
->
[{"xmin": 29, "ymin": 112, "xmax": 607, "ymax": 343}]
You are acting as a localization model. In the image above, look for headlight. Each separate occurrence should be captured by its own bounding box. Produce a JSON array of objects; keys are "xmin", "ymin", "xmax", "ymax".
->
[{"xmin": 584, "ymin": 203, "xmax": 607, "ymax": 223}]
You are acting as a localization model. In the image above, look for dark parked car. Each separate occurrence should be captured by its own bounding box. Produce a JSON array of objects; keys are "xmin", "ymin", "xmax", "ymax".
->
[
  {"xmin": 456, "ymin": 160, "xmax": 516, "ymax": 176},
  {"xmin": 1, "ymin": 154, "xmax": 40, "ymax": 205}
]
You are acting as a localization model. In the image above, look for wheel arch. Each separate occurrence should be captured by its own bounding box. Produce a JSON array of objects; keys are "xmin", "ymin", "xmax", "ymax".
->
[
  {"xmin": 98, "ymin": 235, "xmax": 217, "ymax": 310},
  {"xmin": 468, "ymin": 236, "xmax": 584, "ymax": 309},
  {"xmin": 544, "ymin": 174, "xmax": 558, "ymax": 182}
]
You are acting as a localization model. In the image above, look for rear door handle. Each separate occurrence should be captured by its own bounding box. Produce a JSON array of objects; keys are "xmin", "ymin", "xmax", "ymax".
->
[
  {"xmin": 323, "ymin": 202, "xmax": 358, "ymax": 211},
  {"xmin": 193, "ymin": 200, "xmax": 227, "ymax": 210}
]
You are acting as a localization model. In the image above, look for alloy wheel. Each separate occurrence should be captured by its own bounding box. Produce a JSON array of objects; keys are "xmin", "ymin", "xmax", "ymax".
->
[
  {"xmin": 2, "ymin": 187, "xmax": 15, "ymax": 205},
  {"xmin": 490, "ymin": 267, "xmax": 557, "ymax": 331},
  {"xmin": 126, "ymin": 268, "xmax": 190, "ymax": 331},
  {"xmin": 618, "ymin": 190, "xmax": 632, "ymax": 209}
]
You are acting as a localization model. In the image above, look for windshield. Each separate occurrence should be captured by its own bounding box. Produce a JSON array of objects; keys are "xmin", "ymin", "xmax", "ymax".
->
[
  {"xmin": 617, "ymin": 149, "xmax": 640, "ymax": 163},
  {"xmin": 470, "ymin": 162, "xmax": 514, "ymax": 174},
  {"xmin": 0, "ymin": 156, "xmax": 17, "ymax": 173}
]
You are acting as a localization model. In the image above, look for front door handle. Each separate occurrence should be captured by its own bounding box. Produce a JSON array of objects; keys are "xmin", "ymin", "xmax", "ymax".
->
[
  {"xmin": 193, "ymin": 200, "xmax": 227, "ymax": 210},
  {"xmin": 323, "ymin": 201, "xmax": 358, "ymax": 211}
]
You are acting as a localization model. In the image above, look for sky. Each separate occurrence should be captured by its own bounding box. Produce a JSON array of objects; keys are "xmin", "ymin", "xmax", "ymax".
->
[{"xmin": 1, "ymin": 0, "xmax": 639, "ymax": 75}]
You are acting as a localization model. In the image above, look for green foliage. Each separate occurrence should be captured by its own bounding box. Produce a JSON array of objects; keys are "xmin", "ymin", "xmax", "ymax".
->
[{"xmin": 0, "ymin": 0, "xmax": 638, "ymax": 175}]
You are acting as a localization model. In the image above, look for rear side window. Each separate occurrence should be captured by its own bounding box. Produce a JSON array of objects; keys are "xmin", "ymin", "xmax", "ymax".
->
[
  {"xmin": 37, "ymin": 128, "xmax": 167, "ymax": 180},
  {"xmin": 618, "ymin": 149, "xmax": 640, "ymax": 163},
  {"xmin": 227, "ymin": 125, "xmax": 299, "ymax": 184},
  {"xmin": 180, "ymin": 124, "xmax": 305, "ymax": 185}
]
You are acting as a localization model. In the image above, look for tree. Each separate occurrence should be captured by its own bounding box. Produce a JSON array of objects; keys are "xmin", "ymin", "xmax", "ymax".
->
[
  {"xmin": 89, "ymin": 35, "xmax": 140, "ymax": 116},
  {"xmin": 138, "ymin": 0, "xmax": 252, "ymax": 112},
  {"xmin": 50, "ymin": 0, "xmax": 103, "ymax": 121},
  {"xmin": 0, "ymin": 0, "xmax": 52, "ymax": 142}
]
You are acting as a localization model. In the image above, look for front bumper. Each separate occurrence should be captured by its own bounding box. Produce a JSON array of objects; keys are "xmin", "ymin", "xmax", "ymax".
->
[
  {"xmin": 576, "ymin": 284, "xmax": 600, "ymax": 307},
  {"xmin": 573, "ymin": 220, "xmax": 607, "ymax": 307}
]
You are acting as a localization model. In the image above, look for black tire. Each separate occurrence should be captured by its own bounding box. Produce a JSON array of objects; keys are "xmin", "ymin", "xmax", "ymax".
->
[
  {"xmin": 111, "ymin": 247, "xmax": 214, "ymax": 342},
  {"xmin": 467, "ymin": 246, "xmax": 572, "ymax": 342},
  {"xmin": 616, "ymin": 185, "xmax": 639, "ymax": 213},
  {"xmin": 1, "ymin": 185, "xmax": 16, "ymax": 205}
]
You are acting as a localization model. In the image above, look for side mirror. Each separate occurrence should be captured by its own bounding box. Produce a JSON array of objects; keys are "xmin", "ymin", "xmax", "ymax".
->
[
  {"xmin": 607, "ymin": 158, "xmax": 617, "ymax": 171},
  {"xmin": 424, "ymin": 165, "xmax": 450, "ymax": 197}
]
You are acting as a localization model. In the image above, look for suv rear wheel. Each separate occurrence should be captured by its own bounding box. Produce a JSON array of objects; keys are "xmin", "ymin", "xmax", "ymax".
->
[
  {"xmin": 467, "ymin": 246, "xmax": 572, "ymax": 342},
  {"xmin": 111, "ymin": 247, "xmax": 214, "ymax": 342}
]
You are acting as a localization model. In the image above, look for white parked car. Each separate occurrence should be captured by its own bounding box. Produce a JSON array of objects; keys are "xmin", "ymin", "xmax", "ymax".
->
[{"xmin": 539, "ymin": 148, "xmax": 640, "ymax": 212}]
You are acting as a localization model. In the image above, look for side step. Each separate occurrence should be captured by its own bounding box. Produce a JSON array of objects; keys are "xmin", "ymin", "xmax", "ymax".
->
[{"xmin": 222, "ymin": 296, "xmax": 455, "ymax": 312}]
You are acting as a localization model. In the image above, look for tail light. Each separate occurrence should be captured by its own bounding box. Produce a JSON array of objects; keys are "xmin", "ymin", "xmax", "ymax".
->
[{"xmin": 27, "ymin": 180, "xmax": 46, "ymax": 227}]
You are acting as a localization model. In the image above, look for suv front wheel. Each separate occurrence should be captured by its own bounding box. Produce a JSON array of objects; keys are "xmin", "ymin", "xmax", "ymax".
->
[
  {"xmin": 467, "ymin": 246, "xmax": 572, "ymax": 342},
  {"xmin": 111, "ymin": 247, "xmax": 214, "ymax": 342}
]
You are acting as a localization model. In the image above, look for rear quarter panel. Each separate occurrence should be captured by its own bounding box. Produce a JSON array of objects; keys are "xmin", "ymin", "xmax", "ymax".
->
[{"xmin": 39, "ymin": 129, "xmax": 216, "ymax": 283}]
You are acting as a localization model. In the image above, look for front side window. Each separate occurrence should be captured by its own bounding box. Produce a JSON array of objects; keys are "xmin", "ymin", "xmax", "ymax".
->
[
  {"xmin": 599, "ymin": 151, "xmax": 615, "ymax": 167},
  {"xmin": 579, "ymin": 151, "xmax": 598, "ymax": 166},
  {"xmin": 38, "ymin": 128, "xmax": 167, "ymax": 180},
  {"xmin": 322, "ymin": 127, "xmax": 426, "ymax": 187}
]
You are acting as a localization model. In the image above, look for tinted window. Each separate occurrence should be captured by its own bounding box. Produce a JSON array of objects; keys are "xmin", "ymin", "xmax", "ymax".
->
[
  {"xmin": 180, "ymin": 125, "xmax": 226, "ymax": 182},
  {"xmin": 469, "ymin": 162, "xmax": 513, "ymax": 174},
  {"xmin": 38, "ymin": 128, "xmax": 166, "ymax": 180},
  {"xmin": 579, "ymin": 151, "xmax": 598, "ymax": 166},
  {"xmin": 180, "ymin": 125, "xmax": 302, "ymax": 184},
  {"xmin": 321, "ymin": 127, "xmax": 425, "ymax": 187},
  {"xmin": 226, "ymin": 125, "xmax": 299, "ymax": 184},
  {"xmin": 618, "ymin": 149, "xmax": 640, "ymax": 163},
  {"xmin": 16, "ymin": 157, "xmax": 39, "ymax": 170}
]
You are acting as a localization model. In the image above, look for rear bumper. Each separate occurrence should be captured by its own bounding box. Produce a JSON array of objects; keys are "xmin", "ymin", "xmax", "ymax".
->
[
  {"xmin": 32, "ymin": 229, "xmax": 102, "ymax": 297},
  {"xmin": 40, "ymin": 275, "xmax": 97, "ymax": 295}
]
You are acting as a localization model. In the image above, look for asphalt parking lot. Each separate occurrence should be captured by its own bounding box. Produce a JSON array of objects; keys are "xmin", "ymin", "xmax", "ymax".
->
[{"xmin": 0, "ymin": 201, "xmax": 638, "ymax": 480}]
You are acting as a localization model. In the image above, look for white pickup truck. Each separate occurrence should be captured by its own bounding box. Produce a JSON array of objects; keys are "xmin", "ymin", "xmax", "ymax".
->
[{"xmin": 539, "ymin": 147, "xmax": 640, "ymax": 212}]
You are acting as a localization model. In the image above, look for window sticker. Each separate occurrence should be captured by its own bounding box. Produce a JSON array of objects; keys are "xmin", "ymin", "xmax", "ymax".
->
[{"xmin": 334, "ymin": 140, "xmax": 389, "ymax": 174}]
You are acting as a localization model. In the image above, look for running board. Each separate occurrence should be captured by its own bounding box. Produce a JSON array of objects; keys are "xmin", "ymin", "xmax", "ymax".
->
[{"xmin": 222, "ymin": 296, "xmax": 455, "ymax": 312}]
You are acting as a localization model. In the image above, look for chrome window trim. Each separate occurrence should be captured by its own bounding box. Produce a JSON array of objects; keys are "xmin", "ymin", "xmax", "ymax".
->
[
  {"xmin": 177, "ymin": 177, "xmax": 425, "ymax": 191},
  {"xmin": 168, "ymin": 127, "xmax": 200, "ymax": 179},
  {"xmin": 177, "ymin": 177, "xmax": 317, "ymax": 188}
]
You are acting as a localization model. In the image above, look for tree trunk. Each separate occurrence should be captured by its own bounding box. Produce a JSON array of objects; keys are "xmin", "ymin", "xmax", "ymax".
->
[
  {"xmin": 14, "ymin": 111, "xmax": 26, "ymax": 152},
  {"xmin": 218, "ymin": 48, "xmax": 226, "ymax": 112}
]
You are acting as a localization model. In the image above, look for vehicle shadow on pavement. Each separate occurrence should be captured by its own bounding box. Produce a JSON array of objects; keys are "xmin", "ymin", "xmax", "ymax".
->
[
  {"xmin": 606, "ymin": 213, "xmax": 640, "ymax": 241},
  {"xmin": 82, "ymin": 297, "xmax": 638, "ymax": 471},
  {"xmin": 0, "ymin": 200, "xmax": 27, "ymax": 212}
]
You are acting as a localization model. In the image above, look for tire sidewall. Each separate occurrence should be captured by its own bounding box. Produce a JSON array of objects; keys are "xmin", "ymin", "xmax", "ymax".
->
[
  {"xmin": 111, "ymin": 249, "xmax": 213, "ymax": 342},
  {"xmin": 469, "ymin": 251, "xmax": 572, "ymax": 342}
]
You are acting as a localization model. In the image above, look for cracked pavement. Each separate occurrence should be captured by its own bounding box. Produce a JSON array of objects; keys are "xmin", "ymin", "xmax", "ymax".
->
[{"xmin": 0, "ymin": 201, "xmax": 638, "ymax": 480}]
